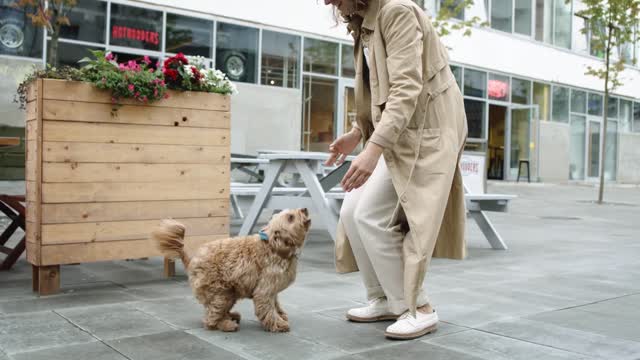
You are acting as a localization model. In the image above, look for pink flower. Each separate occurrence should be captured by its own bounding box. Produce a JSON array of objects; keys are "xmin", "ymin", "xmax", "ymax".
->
[
  {"xmin": 154, "ymin": 88, "xmax": 158, "ymax": 96},
  {"xmin": 143, "ymin": 56, "xmax": 151, "ymax": 65},
  {"xmin": 148, "ymin": 68, "xmax": 154, "ymax": 73},
  {"xmin": 135, "ymin": 92, "xmax": 140, "ymax": 98},
  {"xmin": 128, "ymin": 84, "xmax": 135, "ymax": 92},
  {"xmin": 105, "ymin": 52, "xmax": 114, "ymax": 61},
  {"xmin": 164, "ymin": 93, "xmax": 170, "ymax": 99},
  {"xmin": 143, "ymin": 96, "xmax": 148, "ymax": 103},
  {"xmin": 119, "ymin": 63, "xmax": 127, "ymax": 71}
]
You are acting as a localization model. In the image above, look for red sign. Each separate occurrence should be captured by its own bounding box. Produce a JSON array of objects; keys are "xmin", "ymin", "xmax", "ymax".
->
[{"xmin": 111, "ymin": 26, "xmax": 159, "ymax": 46}]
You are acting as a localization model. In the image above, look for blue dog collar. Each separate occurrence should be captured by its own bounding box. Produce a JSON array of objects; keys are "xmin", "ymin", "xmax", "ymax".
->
[{"xmin": 258, "ymin": 231, "xmax": 269, "ymax": 241}]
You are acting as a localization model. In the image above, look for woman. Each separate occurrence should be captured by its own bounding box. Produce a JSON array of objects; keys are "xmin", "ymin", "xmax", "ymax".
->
[{"xmin": 324, "ymin": 0, "xmax": 468, "ymax": 340}]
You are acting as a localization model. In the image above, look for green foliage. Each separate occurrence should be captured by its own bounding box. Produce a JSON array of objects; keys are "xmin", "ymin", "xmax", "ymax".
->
[{"xmin": 432, "ymin": 0, "xmax": 489, "ymax": 38}]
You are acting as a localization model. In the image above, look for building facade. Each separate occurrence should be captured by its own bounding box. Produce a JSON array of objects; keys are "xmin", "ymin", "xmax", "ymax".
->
[{"xmin": 1, "ymin": 0, "xmax": 639, "ymax": 182}]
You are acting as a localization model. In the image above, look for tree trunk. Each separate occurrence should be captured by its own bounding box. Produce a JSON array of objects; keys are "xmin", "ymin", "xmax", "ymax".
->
[
  {"xmin": 598, "ymin": 23, "xmax": 614, "ymax": 205},
  {"xmin": 47, "ymin": 23, "xmax": 61, "ymax": 67}
]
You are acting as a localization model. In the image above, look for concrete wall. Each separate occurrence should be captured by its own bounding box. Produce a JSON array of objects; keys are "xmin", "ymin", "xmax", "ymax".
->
[
  {"xmin": 539, "ymin": 121, "xmax": 570, "ymax": 183},
  {"xmin": 617, "ymin": 132, "xmax": 640, "ymax": 184},
  {"xmin": 230, "ymin": 83, "xmax": 302, "ymax": 156}
]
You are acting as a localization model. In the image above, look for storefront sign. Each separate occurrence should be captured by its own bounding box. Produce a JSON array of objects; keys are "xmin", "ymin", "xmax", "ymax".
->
[
  {"xmin": 460, "ymin": 153, "xmax": 486, "ymax": 194},
  {"xmin": 111, "ymin": 26, "xmax": 159, "ymax": 46}
]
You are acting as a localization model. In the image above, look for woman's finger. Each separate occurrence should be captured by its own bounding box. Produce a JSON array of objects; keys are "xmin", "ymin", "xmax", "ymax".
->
[
  {"xmin": 336, "ymin": 153, "xmax": 348, "ymax": 166},
  {"xmin": 325, "ymin": 152, "xmax": 340, "ymax": 166},
  {"xmin": 341, "ymin": 164, "xmax": 358, "ymax": 189},
  {"xmin": 351, "ymin": 173, "xmax": 368, "ymax": 191}
]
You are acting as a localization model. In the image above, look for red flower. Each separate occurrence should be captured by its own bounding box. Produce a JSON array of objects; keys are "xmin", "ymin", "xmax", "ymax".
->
[
  {"xmin": 163, "ymin": 68, "xmax": 179, "ymax": 81},
  {"xmin": 128, "ymin": 84, "xmax": 135, "ymax": 92}
]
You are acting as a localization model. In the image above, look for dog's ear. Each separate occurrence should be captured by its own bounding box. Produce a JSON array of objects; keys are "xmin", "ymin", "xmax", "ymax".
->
[{"xmin": 270, "ymin": 229, "xmax": 296, "ymax": 258}]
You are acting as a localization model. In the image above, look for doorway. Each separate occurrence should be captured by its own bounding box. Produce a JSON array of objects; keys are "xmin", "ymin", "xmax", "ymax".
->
[{"xmin": 488, "ymin": 105, "xmax": 507, "ymax": 180}]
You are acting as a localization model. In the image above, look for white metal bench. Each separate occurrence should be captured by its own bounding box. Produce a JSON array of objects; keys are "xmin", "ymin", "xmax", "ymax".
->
[{"xmin": 324, "ymin": 188, "xmax": 515, "ymax": 250}]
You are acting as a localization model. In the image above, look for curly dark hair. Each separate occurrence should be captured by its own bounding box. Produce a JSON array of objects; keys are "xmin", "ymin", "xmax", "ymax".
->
[{"xmin": 331, "ymin": 0, "xmax": 369, "ymax": 27}]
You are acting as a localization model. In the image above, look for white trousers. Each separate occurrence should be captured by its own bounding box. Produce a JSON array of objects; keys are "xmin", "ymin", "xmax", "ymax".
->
[{"xmin": 340, "ymin": 157, "xmax": 429, "ymax": 314}]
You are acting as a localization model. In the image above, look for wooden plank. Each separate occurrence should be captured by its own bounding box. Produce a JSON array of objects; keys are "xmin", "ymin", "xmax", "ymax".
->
[
  {"xmin": 26, "ymin": 101, "xmax": 37, "ymax": 121},
  {"xmin": 40, "ymin": 234, "xmax": 227, "ymax": 265},
  {"xmin": 42, "ymin": 121, "xmax": 229, "ymax": 146},
  {"xmin": 27, "ymin": 83, "xmax": 37, "ymax": 102},
  {"xmin": 26, "ymin": 121, "xmax": 37, "ymax": 141},
  {"xmin": 0, "ymin": 137, "xmax": 20, "ymax": 147},
  {"xmin": 41, "ymin": 181, "xmax": 229, "ymax": 203},
  {"xmin": 26, "ymin": 221, "xmax": 40, "ymax": 244},
  {"xmin": 43, "ymin": 100, "xmax": 230, "ymax": 129},
  {"xmin": 26, "ymin": 138, "xmax": 37, "ymax": 181},
  {"xmin": 26, "ymin": 201, "xmax": 39, "ymax": 223},
  {"xmin": 43, "ymin": 163, "xmax": 228, "ymax": 183},
  {"xmin": 26, "ymin": 181, "xmax": 37, "ymax": 204},
  {"xmin": 42, "ymin": 142, "xmax": 229, "ymax": 164},
  {"xmin": 42, "ymin": 79, "xmax": 230, "ymax": 111},
  {"xmin": 41, "ymin": 199, "xmax": 228, "ymax": 224},
  {"xmin": 41, "ymin": 217, "xmax": 229, "ymax": 245},
  {"xmin": 34, "ymin": 265, "xmax": 60, "ymax": 295},
  {"xmin": 27, "ymin": 241, "xmax": 40, "ymax": 266}
]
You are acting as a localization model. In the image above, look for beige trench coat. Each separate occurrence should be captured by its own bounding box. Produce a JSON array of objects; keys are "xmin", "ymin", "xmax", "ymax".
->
[{"xmin": 334, "ymin": 0, "xmax": 468, "ymax": 314}]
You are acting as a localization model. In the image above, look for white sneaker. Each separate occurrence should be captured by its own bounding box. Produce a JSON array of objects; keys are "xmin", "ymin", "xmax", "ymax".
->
[
  {"xmin": 385, "ymin": 309, "xmax": 438, "ymax": 340},
  {"xmin": 346, "ymin": 298, "xmax": 399, "ymax": 323}
]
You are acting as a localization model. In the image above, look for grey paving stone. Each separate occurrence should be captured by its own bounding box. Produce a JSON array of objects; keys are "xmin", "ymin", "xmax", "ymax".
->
[
  {"xmin": 279, "ymin": 285, "xmax": 363, "ymax": 312},
  {"xmin": 283, "ymin": 312, "xmax": 395, "ymax": 354},
  {"xmin": 315, "ymin": 306, "xmax": 469, "ymax": 339},
  {"xmin": 123, "ymin": 279, "xmax": 193, "ymax": 300},
  {"xmin": 528, "ymin": 308, "xmax": 640, "ymax": 342},
  {"xmin": 0, "ymin": 311, "xmax": 95, "ymax": 355},
  {"xmin": 57, "ymin": 304, "xmax": 175, "ymax": 340},
  {"xmin": 132, "ymin": 297, "xmax": 205, "ymax": 330},
  {"xmin": 336, "ymin": 341, "xmax": 486, "ymax": 360},
  {"xmin": 11, "ymin": 341, "xmax": 128, "ymax": 360},
  {"xmin": 0, "ymin": 286, "xmax": 138, "ymax": 315},
  {"xmin": 106, "ymin": 331, "xmax": 246, "ymax": 360},
  {"xmin": 425, "ymin": 329, "xmax": 591, "ymax": 360},
  {"xmin": 189, "ymin": 321, "xmax": 346, "ymax": 360},
  {"xmin": 480, "ymin": 318, "xmax": 640, "ymax": 360}
]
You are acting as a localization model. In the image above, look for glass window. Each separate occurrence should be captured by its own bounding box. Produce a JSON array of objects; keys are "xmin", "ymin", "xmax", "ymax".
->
[
  {"xmin": 552, "ymin": 86, "xmax": 570, "ymax": 123},
  {"xmin": 58, "ymin": 42, "xmax": 103, "ymax": 68},
  {"xmin": 341, "ymin": 44, "xmax": 355, "ymax": 78},
  {"xmin": 535, "ymin": 0, "xmax": 554, "ymax": 43},
  {"xmin": 216, "ymin": 22, "xmax": 258, "ymax": 83},
  {"xmin": 464, "ymin": 99, "xmax": 485, "ymax": 139},
  {"xmin": 604, "ymin": 120, "xmax": 617, "ymax": 181},
  {"xmin": 619, "ymin": 99, "xmax": 632, "ymax": 133},
  {"xmin": 514, "ymin": 0, "xmax": 532, "ymax": 36},
  {"xmin": 464, "ymin": 69, "xmax": 486, "ymax": 98},
  {"xmin": 304, "ymin": 38, "xmax": 339, "ymax": 75},
  {"xmin": 590, "ymin": 22, "xmax": 605, "ymax": 58},
  {"xmin": 166, "ymin": 14, "xmax": 213, "ymax": 58},
  {"xmin": 0, "ymin": 0, "xmax": 43, "ymax": 58},
  {"xmin": 59, "ymin": 0, "xmax": 106, "ymax": 44},
  {"xmin": 553, "ymin": 0, "xmax": 572, "ymax": 48},
  {"xmin": 572, "ymin": 5, "xmax": 589, "ymax": 53},
  {"xmin": 634, "ymin": 102, "xmax": 640, "ymax": 132},
  {"xmin": 302, "ymin": 76, "xmax": 337, "ymax": 151},
  {"xmin": 571, "ymin": 89, "xmax": 587, "ymax": 114},
  {"xmin": 533, "ymin": 82, "xmax": 551, "ymax": 121},
  {"xmin": 491, "ymin": 0, "xmax": 513, "ymax": 32},
  {"xmin": 569, "ymin": 114, "xmax": 586, "ymax": 180},
  {"xmin": 261, "ymin": 30, "xmax": 300, "ymax": 88},
  {"xmin": 607, "ymin": 96, "xmax": 618, "ymax": 119},
  {"xmin": 588, "ymin": 93, "xmax": 603, "ymax": 116},
  {"xmin": 451, "ymin": 65, "xmax": 462, "ymax": 89},
  {"xmin": 511, "ymin": 78, "xmax": 531, "ymax": 104},
  {"xmin": 488, "ymin": 73, "xmax": 509, "ymax": 101},
  {"xmin": 110, "ymin": 4, "xmax": 162, "ymax": 52},
  {"xmin": 439, "ymin": 0, "xmax": 465, "ymax": 20}
]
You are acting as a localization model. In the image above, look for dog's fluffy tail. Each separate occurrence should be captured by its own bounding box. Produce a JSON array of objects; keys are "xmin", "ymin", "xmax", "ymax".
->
[{"xmin": 151, "ymin": 219, "xmax": 191, "ymax": 269}]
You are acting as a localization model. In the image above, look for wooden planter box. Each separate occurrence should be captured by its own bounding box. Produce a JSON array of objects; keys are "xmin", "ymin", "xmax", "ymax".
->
[{"xmin": 25, "ymin": 79, "xmax": 231, "ymax": 295}]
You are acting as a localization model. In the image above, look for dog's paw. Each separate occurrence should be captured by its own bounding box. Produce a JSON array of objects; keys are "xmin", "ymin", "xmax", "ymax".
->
[
  {"xmin": 219, "ymin": 319, "xmax": 240, "ymax": 332},
  {"xmin": 266, "ymin": 320, "xmax": 290, "ymax": 333},
  {"xmin": 230, "ymin": 311, "xmax": 241, "ymax": 323},
  {"xmin": 278, "ymin": 311, "xmax": 289, "ymax": 322}
]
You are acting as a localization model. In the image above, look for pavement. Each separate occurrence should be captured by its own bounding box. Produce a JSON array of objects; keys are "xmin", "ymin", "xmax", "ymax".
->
[{"xmin": 0, "ymin": 181, "xmax": 639, "ymax": 360}]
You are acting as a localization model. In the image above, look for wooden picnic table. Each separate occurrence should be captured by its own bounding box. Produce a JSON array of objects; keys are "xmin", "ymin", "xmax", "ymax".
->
[{"xmin": 0, "ymin": 137, "xmax": 25, "ymax": 270}]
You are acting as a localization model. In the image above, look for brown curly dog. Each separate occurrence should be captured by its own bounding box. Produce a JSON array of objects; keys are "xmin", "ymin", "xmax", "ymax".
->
[{"xmin": 151, "ymin": 208, "xmax": 311, "ymax": 333}]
